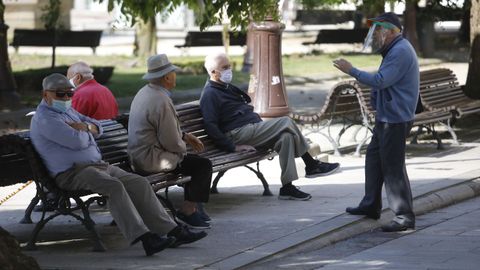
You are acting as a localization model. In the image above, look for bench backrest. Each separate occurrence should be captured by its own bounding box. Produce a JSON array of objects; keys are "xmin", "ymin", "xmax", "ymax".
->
[
  {"xmin": 11, "ymin": 29, "xmax": 102, "ymax": 47},
  {"xmin": 0, "ymin": 101, "xmax": 274, "ymax": 190},
  {"xmin": 350, "ymin": 68, "xmax": 462, "ymax": 116},
  {"xmin": 418, "ymin": 68, "xmax": 465, "ymax": 111},
  {"xmin": 96, "ymin": 120, "xmax": 130, "ymax": 170},
  {"xmin": 181, "ymin": 31, "xmax": 246, "ymax": 47},
  {"xmin": 0, "ymin": 132, "xmax": 34, "ymax": 187},
  {"xmin": 294, "ymin": 10, "xmax": 356, "ymax": 25},
  {"xmin": 313, "ymin": 29, "xmax": 369, "ymax": 44},
  {"xmin": 290, "ymin": 81, "xmax": 363, "ymax": 124},
  {"xmin": 292, "ymin": 68, "xmax": 459, "ymax": 127}
]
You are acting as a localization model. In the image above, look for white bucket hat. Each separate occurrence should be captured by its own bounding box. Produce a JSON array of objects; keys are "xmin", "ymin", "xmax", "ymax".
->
[{"xmin": 142, "ymin": 54, "xmax": 180, "ymax": 80}]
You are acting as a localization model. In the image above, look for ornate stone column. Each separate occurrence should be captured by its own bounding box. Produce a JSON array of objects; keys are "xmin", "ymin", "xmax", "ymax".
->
[{"xmin": 247, "ymin": 16, "xmax": 289, "ymax": 118}]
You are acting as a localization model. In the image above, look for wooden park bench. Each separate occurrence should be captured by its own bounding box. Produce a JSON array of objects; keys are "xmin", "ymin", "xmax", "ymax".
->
[
  {"xmin": 302, "ymin": 28, "xmax": 369, "ymax": 46},
  {"xmin": 418, "ymin": 68, "xmax": 480, "ymax": 118},
  {"xmin": 293, "ymin": 10, "xmax": 358, "ymax": 26},
  {"xmin": 175, "ymin": 31, "xmax": 246, "ymax": 48},
  {"xmin": 290, "ymin": 81, "xmax": 363, "ymax": 156},
  {"xmin": 117, "ymin": 101, "xmax": 276, "ymax": 197},
  {"xmin": 10, "ymin": 29, "xmax": 103, "ymax": 54},
  {"xmin": 0, "ymin": 101, "xmax": 275, "ymax": 251},
  {"xmin": 291, "ymin": 69, "xmax": 461, "ymax": 156}
]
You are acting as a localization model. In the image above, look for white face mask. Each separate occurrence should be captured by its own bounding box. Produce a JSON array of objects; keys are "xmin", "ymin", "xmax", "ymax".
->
[
  {"xmin": 219, "ymin": 69, "xmax": 233, "ymax": 84},
  {"xmin": 69, "ymin": 78, "xmax": 76, "ymax": 88}
]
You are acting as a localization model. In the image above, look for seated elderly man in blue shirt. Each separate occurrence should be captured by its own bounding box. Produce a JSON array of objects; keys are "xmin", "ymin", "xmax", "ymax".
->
[
  {"xmin": 200, "ymin": 53, "xmax": 340, "ymax": 201},
  {"xmin": 30, "ymin": 73, "xmax": 206, "ymax": 256}
]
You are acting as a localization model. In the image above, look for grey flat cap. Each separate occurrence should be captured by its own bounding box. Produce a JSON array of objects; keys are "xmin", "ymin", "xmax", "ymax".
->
[{"xmin": 42, "ymin": 73, "xmax": 75, "ymax": 91}]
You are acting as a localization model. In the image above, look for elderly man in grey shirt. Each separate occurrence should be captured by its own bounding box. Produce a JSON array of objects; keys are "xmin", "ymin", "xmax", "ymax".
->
[
  {"xmin": 128, "ymin": 54, "xmax": 212, "ymax": 230},
  {"xmin": 30, "ymin": 73, "xmax": 206, "ymax": 256}
]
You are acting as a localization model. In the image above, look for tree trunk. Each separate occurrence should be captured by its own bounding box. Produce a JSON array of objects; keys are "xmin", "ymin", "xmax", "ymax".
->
[
  {"xmin": 51, "ymin": 29, "xmax": 57, "ymax": 69},
  {"xmin": 0, "ymin": 226, "xmax": 40, "ymax": 269},
  {"xmin": 222, "ymin": 23, "xmax": 230, "ymax": 55},
  {"xmin": 418, "ymin": 18, "xmax": 435, "ymax": 58},
  {"xmin": 459, "ymin": 0, "xmax": 471, "ymax": 44},
  {"xmin": 470, "ymin": 0, "xmax": 479, "ymax": 44},
  {"xmin": 133, "ymin": 17, "xmax": 157, "ymax": 58},
  {"xmin": 464, "ymin": 0, "xmax": 480, "ymax": 99},
  {"xmin": 242, "ymin": 23, "xmax": 254, "ymax": 73},
  {"xmin": 403, "ymin": 0, "xmax": 420, "ymax": 53},
  {"xmin": 464, "ymin": 34, "xmax": 480, "ymax": 99},
  {"xmin": 0, "ymin": 2, "xmax": 20, "ymax": 109}
]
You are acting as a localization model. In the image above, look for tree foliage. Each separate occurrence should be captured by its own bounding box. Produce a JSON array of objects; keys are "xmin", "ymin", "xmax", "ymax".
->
[
  {"xmin": 101, "ymin": 0, "xmax": 344, "ymax": 30},
  {"xmin": 100, "ymin": 0, "xmax": 200, "ymax": 25},
  {"xmin": 40, "ymin": 0, "xmax": 62, "ymax": 30}
]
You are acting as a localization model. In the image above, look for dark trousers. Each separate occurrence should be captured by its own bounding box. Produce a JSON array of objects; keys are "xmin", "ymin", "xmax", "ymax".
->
[
  {"xmin": 174, "ymin": 154, "xmax": 212, "ymax": 203},
  {"xmin": 359, "ymin": 121, "xmax": 415, "ymax": 225}
]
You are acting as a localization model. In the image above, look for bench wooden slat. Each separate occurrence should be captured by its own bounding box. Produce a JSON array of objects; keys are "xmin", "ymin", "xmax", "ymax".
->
[
  {"xmin": 175, "ymin": 31, "xmax": 246, "ymax": 48},
  {"xmin": 291, "ymin": 68, "xmax": 468, "ymax": 155}
]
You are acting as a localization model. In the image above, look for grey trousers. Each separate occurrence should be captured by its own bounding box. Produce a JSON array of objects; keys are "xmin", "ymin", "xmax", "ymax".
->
[
  {"xmin": 359, "ymin": 121, "xmax": 415, "ymax": 225},
  {"xmin": 56, "ymin": 162, "xmax": 177, "ymax": 243},
  {"xmin": 226, "ymin": 116, "xmax": 309, "ymax": 185}
]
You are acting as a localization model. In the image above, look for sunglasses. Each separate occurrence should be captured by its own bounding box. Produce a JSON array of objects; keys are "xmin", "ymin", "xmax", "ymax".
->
[{"xmin": 48, "ymin": 91, "xmax": 75, "ymax": 98}]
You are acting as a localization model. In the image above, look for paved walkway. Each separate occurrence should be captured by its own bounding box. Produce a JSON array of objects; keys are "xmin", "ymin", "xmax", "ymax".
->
[
  {"xmin": 1, "ymin": 119, "xmax": 479, "ymax": 269},
  {"xmin": 247, "ymin": 195, "xmax": 480, "ymax": 270},
  {"xmin": 320, "ymin": 196, "xmax": 480, "ymax": 270},
  {"xmin": 0, "ymin": 45, "xmax": 477, "ymax": 269}
]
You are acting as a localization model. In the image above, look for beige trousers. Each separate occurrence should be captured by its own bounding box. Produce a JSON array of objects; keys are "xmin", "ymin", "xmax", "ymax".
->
[
  {"xmin": 226, "ymin": 116, "xmax": 309, "ymax": 185},
  {"xmin": 56, "ymin": 162, "xmax": 177, "ymax": 243}
]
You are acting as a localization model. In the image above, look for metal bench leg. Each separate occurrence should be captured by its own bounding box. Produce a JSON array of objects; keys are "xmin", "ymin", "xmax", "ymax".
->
[
  {"xmin": 351, "ymin": 125, "xmax": 363, "ymax": 142},
  {"xmin": 20, "ymin": 194, "xmax": 40, "ymax": 224},
  {"xmin": 410, "ymin": 126, "xmax": 423, "ymax": 144},
  {"xmin": 24, "ymin": 211, "xmax": 61, "ymax": 251},
  {"xmin": 210, "ymin": 170, "xmax": 227, "ymax": 194},
  {"xmin": 316, "ymin": 131, "xmax": 341, "ymax": 156},
  {"xmin": 335, "ymin": 125, "xmax": 348, "ymax": 146},
  {"xmin": 73, "ymin": 197, "xmax": 106, "ymax": 252},
  {"xmin": 354, "ymin": 134, "xmax": 372, "ymax": 157},
  {"xmin": 440, "ymin": 119, "xmax": 459, "ymax": 145},
  {"xmin": 244, "ymin": 163, "xmax": 273, "ymax": 196},
  {"xmin": 156, "ymin": 187, "xmax": 177, "ymax": 217},
  {"xmin": 431, "ymin": 128, "xmax": 444, "ymax": 150}
]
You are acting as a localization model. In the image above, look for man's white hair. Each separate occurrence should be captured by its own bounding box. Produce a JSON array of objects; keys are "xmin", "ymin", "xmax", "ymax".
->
[
  {"xmin": 68, "ymin": 61, "xmax": 94, "ymax": 80},
  {"xmin": 204, "ymin": 52, "xmax": 227, "ymax": 76}
]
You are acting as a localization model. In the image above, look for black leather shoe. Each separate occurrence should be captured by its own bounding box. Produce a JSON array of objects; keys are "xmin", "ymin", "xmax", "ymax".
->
[
  {"xmin": 168, "ymin": 225, "xmax": 207, "ymax": 248},
  {"xmin": 346, "ymin": 206, "xmax": 381, "ymax": 220},
  {"xmin": 141, "ymin": 233, "xmax": 176, "ymax": 256},
  {"xmin": 381, "ymin": 221, "xmax": 415, "ymax": 232}
]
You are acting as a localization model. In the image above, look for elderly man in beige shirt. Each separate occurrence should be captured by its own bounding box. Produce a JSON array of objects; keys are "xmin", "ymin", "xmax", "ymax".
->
[{"xmin": 128, "ymin": 54, "xmax": 212, "ymax": 230}]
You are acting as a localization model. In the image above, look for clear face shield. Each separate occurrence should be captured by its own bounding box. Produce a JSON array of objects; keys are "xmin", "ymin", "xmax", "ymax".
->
[
  {"xmin": 362, "ymin": 21, "xmax": 396, "ymax": 53},
  {"xmin": 362, "ymin": 23, "xmax": 377, "ymax": 51}
]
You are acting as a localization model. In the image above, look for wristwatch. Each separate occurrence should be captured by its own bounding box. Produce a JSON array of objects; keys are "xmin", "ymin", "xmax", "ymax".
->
[{"xmin": 86, "ymin": 123, "xmax": 93, "ymax": 132}]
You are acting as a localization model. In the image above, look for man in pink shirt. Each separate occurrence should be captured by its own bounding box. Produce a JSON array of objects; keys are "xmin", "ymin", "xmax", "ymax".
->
[{"xmin": 67, "ymin": 61, "xmax": 118, "ymax": 120}]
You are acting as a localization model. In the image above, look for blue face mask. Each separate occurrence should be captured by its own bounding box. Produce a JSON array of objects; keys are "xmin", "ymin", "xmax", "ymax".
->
[{"xmin": 51, "ymin": 99, "xmax": 72, "ymax": 112}]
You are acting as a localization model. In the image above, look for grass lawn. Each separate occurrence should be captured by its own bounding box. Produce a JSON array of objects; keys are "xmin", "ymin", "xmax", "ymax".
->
[{"xmin": 9, "ymin": 53, "xmax": 382, "ymax": 105}]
